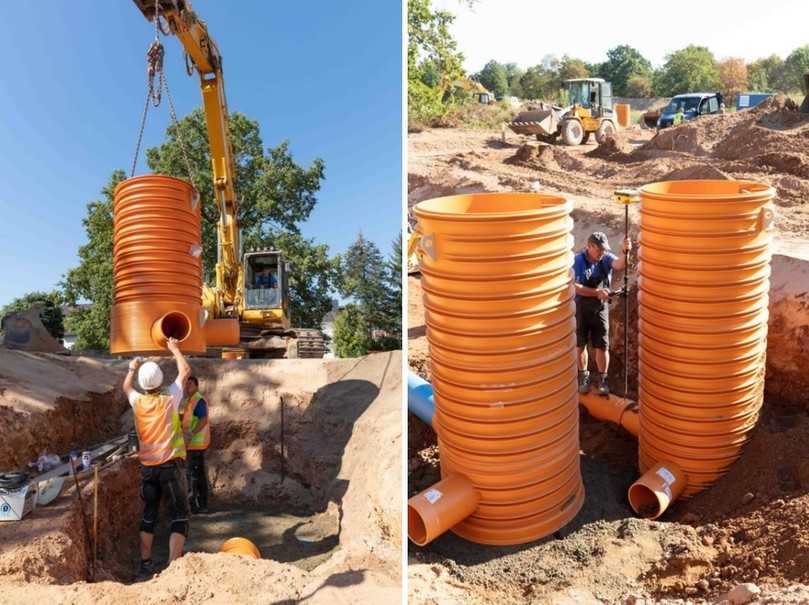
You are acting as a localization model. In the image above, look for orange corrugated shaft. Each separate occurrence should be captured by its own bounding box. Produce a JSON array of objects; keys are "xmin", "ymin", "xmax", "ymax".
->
[
  {"xmin": 110, "ymin": 175, "xmax": 238, "ymax": 354},
  {"xmin": 614, "ymin": 103, "xmax": 631, "ymax": 128},
  {"xmin": 411, "ymin": 192, "xmax": 584, "ymax": 546},
  {"xmin": 631, "ymin": 179, "xmax": 775, "ymax": 514}
]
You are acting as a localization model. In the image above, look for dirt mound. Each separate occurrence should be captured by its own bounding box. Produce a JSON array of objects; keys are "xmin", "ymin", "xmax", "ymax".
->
[
  {"xmin": 585, "ymin": 134, "xmax": 634, "ymax": 160},
  {"xmin": 506, "ymin": 144, "xmax": 584, "ymax": 172},
  {"xmin": 662, "ymin": 164, "xmax": 731, "ymax": 181}
]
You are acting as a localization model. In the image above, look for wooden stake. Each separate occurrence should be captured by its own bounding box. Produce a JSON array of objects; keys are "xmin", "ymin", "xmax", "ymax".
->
[{"xmin": 93, "ymin": 464, "xmax": 99, "ymax": 581}]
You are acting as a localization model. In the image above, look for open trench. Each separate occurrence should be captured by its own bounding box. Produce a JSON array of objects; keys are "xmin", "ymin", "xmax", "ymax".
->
[
  {"xmin": 0, "ymin": 356, "xmax": 390, "ymax": 587},
  {"xmin": 407, "ymin": 187, "xmax": 809, "ymax": 602}
]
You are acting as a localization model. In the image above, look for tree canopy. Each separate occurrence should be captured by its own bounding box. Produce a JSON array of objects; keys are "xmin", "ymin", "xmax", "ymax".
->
[
  {"xmin": 333, "ymin": 232, "xmax": 401, "ymax": 355},
  {"xmin": 653, "ymin": 46, "xmax": 720, "ymax": 96},
  {"xmin": 475, "ymin": 60, "xmax": 509, "ymax": 99},
  {"xmin": 784, "ymin": 45, "xmax": 809, "ymax": 93},
  {"xmin": 718, "ymin": 58, "xmax": 749, "ymax": 104},
  {"xmin": 597, "ymin": 45, "xmax": 652, "ymax": 96}
]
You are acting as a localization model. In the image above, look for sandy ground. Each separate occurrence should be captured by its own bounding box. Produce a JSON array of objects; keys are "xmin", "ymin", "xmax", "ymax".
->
[
  {"xmin": 407, "ymin": 97, "xmax": 809, "ymax": 603},
  {"xmin": 0, "ymin": 350, "xmax": 401, "ymax": 603}
]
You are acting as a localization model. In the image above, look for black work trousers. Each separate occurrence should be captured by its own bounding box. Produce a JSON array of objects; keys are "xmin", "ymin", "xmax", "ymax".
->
[{"xmin": 186, "ymin": 450, "xmax": 209, "ymax": 511}]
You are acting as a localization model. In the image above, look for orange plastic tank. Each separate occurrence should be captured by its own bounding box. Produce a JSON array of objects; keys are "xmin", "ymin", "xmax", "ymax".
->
[
  {"xmin": 110, "ymin": 175, "xmax": 237, "ymax": 355},
  {"xmin": 408, "ymin": 192, "xmax": 584, "ymax": 546},
  {"xmin": 220, "ymin": 536, "xmax": 261, "ymax": 559},
  {"xmin": 614, "ymin": 103, "xmax": 631, "ymax": 127},
  {"xmin": 629, "ymin": 179, "xmax": 775, "ymax": 517}
]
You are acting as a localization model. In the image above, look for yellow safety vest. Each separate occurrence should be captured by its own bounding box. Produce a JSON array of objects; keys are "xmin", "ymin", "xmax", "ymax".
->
[
  {"xmin": 182, "ymin": 391, "xmax": 211, "ymax": 451},
  {"xmin": 134, "ymin": 392, "xmax": 186, "ymax": 466}
]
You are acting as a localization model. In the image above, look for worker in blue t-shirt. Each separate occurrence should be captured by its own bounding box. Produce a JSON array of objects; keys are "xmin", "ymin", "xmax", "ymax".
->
[
  {"xmin": 253, "ymin": 267, "xmax": 278, "ymax": 289},
  {"xmin": 573, "ymin": 232, "xmax": 631, "ymax": 396}
]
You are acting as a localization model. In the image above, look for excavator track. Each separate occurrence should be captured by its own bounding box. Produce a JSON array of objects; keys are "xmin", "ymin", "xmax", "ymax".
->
[{"xmin": 235, "ymin": 323, "xmax": 326, "ymax": 359}]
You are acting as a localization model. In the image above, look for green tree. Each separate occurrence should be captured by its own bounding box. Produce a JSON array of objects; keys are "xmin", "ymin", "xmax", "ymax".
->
[
  {"xmin": 654, "ymin": 45, "xmax": 720, "ymax": 96},
  {"xmin": 63, "ymin": 111, "xmax": 331, "ymax": 349},
  {"xmin": 598, "ymin": 45, "xmax": 653, "ymax": 96},
  {"xmin": 338, "ymin": 233, "xmax": 390, "ymax": 338},
  {"xmin": 558, "ymin": 56, "xmax": 589, "ymax": 82},
  {"xmin": 408, "ymin": 0, "xmax": 465, "ymax": 124},
  {"xmin": 332, "ymin": 304, "xmax": 372, "ymax": 358},
  {"xmin": 625, "ymin": 73, "xmax": 653, "ymax": 97},
  {"xmin": 505, "ymin": 63, "xmax": 524, "ymax": 97},
  {"xmin": 784, "ymin": 45, "xmax": 809, "ymax": 93},
  {"xmin": 383, "ymin": 233, "xmax": 403, "ymax": 344},
  {"xmin": 520, "ymin": 65, "xmax": 556, "ymax": 100},
  {"xmin": 62, "ymin": 171, "xmax": 121, "ymax": 350},
  {"xmin": 476, "ymin": 60, "xmax": 509, "ymax": 99},
  {"xmin": 1, "ymin": 290, "xmax": 65, "ymax": 340},
  {"xmin": 747, "ymin": 55, "xmax": 786, "ymax": 92}
]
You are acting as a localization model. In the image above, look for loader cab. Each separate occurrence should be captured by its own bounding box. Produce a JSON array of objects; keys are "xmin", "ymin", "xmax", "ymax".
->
[
  {"xmin": 243, "ymin": 250, "xmax": 288, "ymax": 311},
  {"xmin": 565, "ymin": 78, "xmax": 613, "ymax": 118}
]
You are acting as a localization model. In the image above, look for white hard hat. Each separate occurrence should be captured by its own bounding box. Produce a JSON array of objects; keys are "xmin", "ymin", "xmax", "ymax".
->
[{"xmin": 138, "ymin": 361, "xmax": 164, "ymax": 391}]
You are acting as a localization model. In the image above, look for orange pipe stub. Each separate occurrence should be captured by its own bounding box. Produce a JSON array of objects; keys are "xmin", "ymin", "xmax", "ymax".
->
[
  {"xmin": 628, "ymin": 462, "xmax": 687, "ymax": 519},
  {"xmin": 204, "ymin": 318, "xmax": 241, "ymax": 347},
  {"xmin": 151, "ymin": 311, "xmax": 192, "ymax": 348},
  {"xmin": 220, "ymin": 537, "xmax": 262, "ymax": 559},
  {"xmin": 408, "ymin": 474, "xmax": 480, "ymax": 546},
  {"xmin": 579, "ymin": 392, "xmax": 639, "ymax": 437}
]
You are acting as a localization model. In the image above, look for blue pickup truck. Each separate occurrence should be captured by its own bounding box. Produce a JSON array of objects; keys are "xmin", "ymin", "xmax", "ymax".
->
[{"xmin": 657, "ymin": 92, "xmax": 723, "ymax": 130}]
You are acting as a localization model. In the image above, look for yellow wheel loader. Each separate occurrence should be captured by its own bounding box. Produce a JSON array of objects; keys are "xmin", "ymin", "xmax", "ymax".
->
[{"xmin": 509, "ymin": 78, "xmax": 618, "ymax": 146}]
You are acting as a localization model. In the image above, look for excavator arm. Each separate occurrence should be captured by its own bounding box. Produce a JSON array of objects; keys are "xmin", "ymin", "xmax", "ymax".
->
[{"xmin": 133, "ymin": 0, "xmax": 242, "ymax": 314}]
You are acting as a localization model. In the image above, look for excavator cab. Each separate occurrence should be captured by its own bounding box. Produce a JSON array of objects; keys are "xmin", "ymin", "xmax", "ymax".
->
[{"xmin": 243, "ymin": 251, "xmax": 288, "ymax": 314}]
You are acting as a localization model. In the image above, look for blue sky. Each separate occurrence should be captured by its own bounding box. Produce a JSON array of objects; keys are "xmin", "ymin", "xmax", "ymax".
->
[{"xmin": 0, "ymin": 1, "xmax": 402, "ymax": 307}]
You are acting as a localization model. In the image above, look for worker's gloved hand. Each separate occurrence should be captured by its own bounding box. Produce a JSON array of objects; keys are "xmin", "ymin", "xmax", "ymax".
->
[
  {"xmin": 622, "ymin": 237, "xmax": 632, "ymax": 253},
  {"xmin": 128, "ymin": 357, "xmax": 142, "ymax": 371},
  {"xmin": 166, "ymin": 337, "xmax": 181, "ymax": 353},
  {"xmin": 596, "ymin": 288, "xmax": 611, "ymax": 302}
]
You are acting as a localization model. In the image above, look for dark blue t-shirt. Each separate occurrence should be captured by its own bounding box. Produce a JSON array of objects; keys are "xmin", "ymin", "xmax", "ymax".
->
[
  {"xmin": 573, "ymin": 250, "xmax": 616, "ymax": 302},
  {"xmin": 193, "ymin": 397, "xmax": 208, "ymax": 419}
]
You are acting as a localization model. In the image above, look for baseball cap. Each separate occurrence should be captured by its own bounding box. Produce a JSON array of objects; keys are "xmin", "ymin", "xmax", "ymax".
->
[
  {"xmin": 138, "ymin": 361, "xmax": 164, "ymax": 391},
  {"xmin": 588, "ymin": 232, "xmax": 611, "ymax": 251}
]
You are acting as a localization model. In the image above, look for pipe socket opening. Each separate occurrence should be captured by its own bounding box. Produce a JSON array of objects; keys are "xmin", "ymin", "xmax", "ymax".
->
[
  {"xmin": 151, "ymin": 312, "xmax": 191, "ymax": 348},
  {"xmin": 628, "ymin": 483, "xmax": 663, "ymax": 519},
  {"xmin": 408, "ymin": 505, "xmax": 429, "ymax": 546}
]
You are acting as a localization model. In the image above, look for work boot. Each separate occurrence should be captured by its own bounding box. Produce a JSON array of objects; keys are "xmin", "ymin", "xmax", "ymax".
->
[
  {"xmin": 135, "ymin": 559, "xmax": 156, "ymax": 582},
  {"xmin": 598, "ymin": 374, "xmax": 610, "ymax": 396},
  {"xmin": 578, "ymin": 371, "xmax": 591, "ymax": 394}
]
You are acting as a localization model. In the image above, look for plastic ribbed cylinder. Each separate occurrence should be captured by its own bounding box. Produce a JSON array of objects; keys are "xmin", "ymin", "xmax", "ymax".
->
[
  {"xmin": 636, "ymin": 180, "xmax": 775, "ymax": 500},
  {"xmin": 614, "ymin": 103, "xmax": 631, "ymax": 127},
  {"xmin": 110, "ymin": 175, "xmax": 206, "ymax": 354},
  {"xmin": 220, "ymin": 537, "xmax": 261, "ymax": 559},
  {"xmin": 413, "ymin": 192, "xmax": 584, "ymax": 546}
]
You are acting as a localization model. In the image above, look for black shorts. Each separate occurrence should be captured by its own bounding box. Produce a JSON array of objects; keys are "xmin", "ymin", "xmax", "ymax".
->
[
  {"xmin": 139, "ymin": 459, "xmax": 189, "ymax": 536},
  {"xmin": 576, "ymin": 300, "xmax": 609, "ymax": 350}
]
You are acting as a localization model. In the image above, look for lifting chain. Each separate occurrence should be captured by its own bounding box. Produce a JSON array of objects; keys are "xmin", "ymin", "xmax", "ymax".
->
[{"xmin": 129, "ymin": 0, "xmax": 196, "ymax": 191}]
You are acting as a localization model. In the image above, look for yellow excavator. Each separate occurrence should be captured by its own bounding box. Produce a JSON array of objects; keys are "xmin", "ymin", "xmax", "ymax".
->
[{"xmin": 132, "ymin": 0, "xmax": 325, "ymax": 358}]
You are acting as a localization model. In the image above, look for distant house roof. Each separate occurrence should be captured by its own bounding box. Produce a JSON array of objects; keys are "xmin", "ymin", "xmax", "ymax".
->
[{"xmin": 453, "ymin": 79, "xmax": 491, "ymax": 95}]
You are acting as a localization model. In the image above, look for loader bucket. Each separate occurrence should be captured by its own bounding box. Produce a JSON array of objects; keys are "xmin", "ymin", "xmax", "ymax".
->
[{"xmin": 509, "ymin": 108, "xmax": 559, "ymax": 137}]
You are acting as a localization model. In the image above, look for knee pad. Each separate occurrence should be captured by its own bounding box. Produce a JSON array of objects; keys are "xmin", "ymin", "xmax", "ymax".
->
[
  {"xmin": 140, "ymin": 516, "xmax": 157, "ymax": 534},
  {"xmin": 170, "ymin": 519, "xmax": 188, "ymax": 537}
]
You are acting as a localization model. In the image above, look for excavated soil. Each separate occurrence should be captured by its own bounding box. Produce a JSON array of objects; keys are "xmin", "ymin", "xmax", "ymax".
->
[
  {"xmin": 408, "ymin": 100, "xmax": 809, "ymax": 603},
  {"xmin": 0, "ymin": 350, "xmax": 401, "ymax": 603}
]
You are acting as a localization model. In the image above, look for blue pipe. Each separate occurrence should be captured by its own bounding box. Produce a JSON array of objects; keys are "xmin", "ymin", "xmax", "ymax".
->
[{"xmin": 407, "ymin": 372, "xmax": 435, "ymax": 427}]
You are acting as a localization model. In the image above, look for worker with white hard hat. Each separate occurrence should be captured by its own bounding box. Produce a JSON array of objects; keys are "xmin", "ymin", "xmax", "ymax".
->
[{"xmin": 123, "ymin": 337, "xmax": 192, "ymax": 581}]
